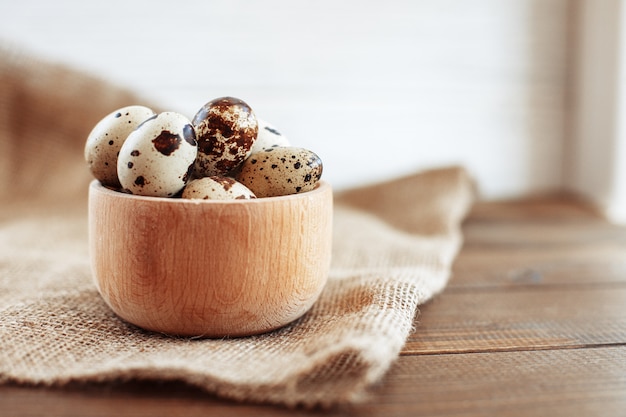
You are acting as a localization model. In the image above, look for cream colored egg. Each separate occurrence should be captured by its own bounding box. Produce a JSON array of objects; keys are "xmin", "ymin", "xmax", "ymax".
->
[
  {"xmin": 117, "ymin": 112, "xmax": 197, "ymax": 197},
  {"xmin": 182, "ymin": 176, "xmax": 256, "ymax": 200},
  {"xmin": 84, "ymin": 105, "xmax": 156, "ymax": 187},
  {"xmin": 249, "ymin": 119, "xmax": 290, "ymax": 154},
  {"xmin": 236, "ymin": 147, "xmax": 323, "ymax": 198}
]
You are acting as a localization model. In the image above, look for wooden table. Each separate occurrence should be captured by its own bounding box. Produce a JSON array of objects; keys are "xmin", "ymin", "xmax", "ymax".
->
[{"xmin": 3, "ymin": 195, "xmax": 626, "ymax": 416}]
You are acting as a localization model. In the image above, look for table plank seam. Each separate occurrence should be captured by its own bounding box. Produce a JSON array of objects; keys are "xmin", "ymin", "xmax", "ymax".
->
[
  {"xmin": 400, "ymin": 341, "xmax": 626, "ymax": 356},
  {"xmin": 445, "ymin": 281, "xmax": 626, "ymax": 293}
]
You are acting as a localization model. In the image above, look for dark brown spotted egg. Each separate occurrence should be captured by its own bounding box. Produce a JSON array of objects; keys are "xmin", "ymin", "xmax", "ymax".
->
[
  {"xmin": 84, "ymin": 105, "xmax": 156, "ymax": 187},
  {"xmin": 192, "ymin": 97, "xmax": 258, "ymax": 177},
  {"xmin": 236, "ymin": 147, "xmax": 323, "ymax": 198},
  {"xmin": 117, "ymin": 112, "xmax": 197, "ymax": 197},
  {"xmin": 182, "ymin": 176, "xmax": 256, "ymax": 200}
]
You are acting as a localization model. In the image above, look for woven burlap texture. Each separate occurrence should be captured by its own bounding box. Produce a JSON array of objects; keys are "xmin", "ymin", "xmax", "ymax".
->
[{"xmin": 0, "ymin": 45, "xmax": 474, "ymax": 408}]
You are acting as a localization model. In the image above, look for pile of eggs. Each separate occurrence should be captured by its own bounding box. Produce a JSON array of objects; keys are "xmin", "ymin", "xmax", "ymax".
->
[{"xmin": 84, "ymin": 97, "xmax": 323, "ymax": 200}]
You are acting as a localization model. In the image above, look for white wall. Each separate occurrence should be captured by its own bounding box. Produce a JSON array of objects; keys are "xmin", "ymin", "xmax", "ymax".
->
[
  {"xmin": 566, "ymin": 0, "xmax": 626, "ymax": 222},
  {"xmin": 0, "ymin": 0, "xmax": 571, "ymax": 198}
]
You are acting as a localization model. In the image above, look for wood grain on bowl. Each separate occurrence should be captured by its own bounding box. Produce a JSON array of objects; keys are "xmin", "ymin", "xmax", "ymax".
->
[{"xmin": 88, "ymin": 180, "xmax": 332, "ymax": 337}]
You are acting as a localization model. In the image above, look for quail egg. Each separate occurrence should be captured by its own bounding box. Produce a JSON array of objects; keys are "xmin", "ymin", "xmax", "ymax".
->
[
  {"xmin": 182, "ymin": 176, "xmax": 256, "ymax": 200},
  {"xmin": 84, "ymin": 105, "xmax": 155, "ymax": 187},
  {"xmin": 192, "ymin": 97, "xmax": 258, "ymax": 177},
  {"xmin": 117, "ymin": 112, "xmax": 197, "ymax": 197},
  {"xmin": 249, "ymin": 119, "xmax": 290, "ymax": 154},
  {"xmin": 236, "ymin": 147, "xmax": 323, "ymax": 198}
]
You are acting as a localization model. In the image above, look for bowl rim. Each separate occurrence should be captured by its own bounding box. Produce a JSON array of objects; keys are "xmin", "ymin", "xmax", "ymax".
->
[{"xmin": 89, "ymin": 179, "xmax": 331, "ymax": 205}]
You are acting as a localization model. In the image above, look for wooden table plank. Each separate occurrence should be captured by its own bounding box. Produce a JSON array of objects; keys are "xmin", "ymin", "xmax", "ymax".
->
[
  {"xmin": 449, "ymin": 196, "xmax": 626, "ymax": 290},
  {"xmin": 451, "ymin": 246, "xmax": 626, "ymax": 288},
  {"xmin": 4, "ymin": 347, "xmax": 626, "ymax": 417},
  {"xmin": 461, "ymin": 195, "xmax": 626, "ymax": 244},
  {"xmin": 405, "ymin": 286, "xmax": 626, "ymax": 354},
  {"xmin": 1, "ymin": 382, "xmax": 301, "ymax": 417},
  {"xmin": 367, "ymin": 346, "xmax": 626, "ymax": 417},
  {"xmin": 465, "ymin": 194, "xmax": 603, "ymax": 222}
]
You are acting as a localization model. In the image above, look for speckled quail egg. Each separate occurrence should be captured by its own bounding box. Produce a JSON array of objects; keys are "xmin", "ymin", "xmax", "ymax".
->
[
  {"xmin": 192, "ymin": 97, "xmax": 258, "ymax": 177},
  {"xmin": 182, "ymin": 176, "xmax": 256, "ymax": 200},
  {"xmin": 117, "ymin": 112, "xmax": 197, "ymax": 197},
  {"xmin": 84, "ymin": 105, "xmax": 156, "ymax": 187},
  {"xmin": 249, "ymin": 119, "xmax": 290, "ymax": 154},
  {"xmin": 236, "ymin": 147, "xmax": 323, "ymax": 198}
]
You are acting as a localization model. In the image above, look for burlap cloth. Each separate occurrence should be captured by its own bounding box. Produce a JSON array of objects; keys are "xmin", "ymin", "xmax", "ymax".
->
[{"xmin": 0, "ymin": 45, "xmax": 474, "ymax": 408}]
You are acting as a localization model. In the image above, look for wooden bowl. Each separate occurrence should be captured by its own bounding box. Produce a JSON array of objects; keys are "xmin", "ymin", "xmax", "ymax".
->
[{"xmin": 88, "ymin": 180, "xmax": 333, "ymax": 337}]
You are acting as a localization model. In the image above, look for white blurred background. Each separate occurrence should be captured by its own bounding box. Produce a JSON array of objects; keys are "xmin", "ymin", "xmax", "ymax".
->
[{"xmin": 0, "ymin": 0, "xmax": 618, "ymax": 210}]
